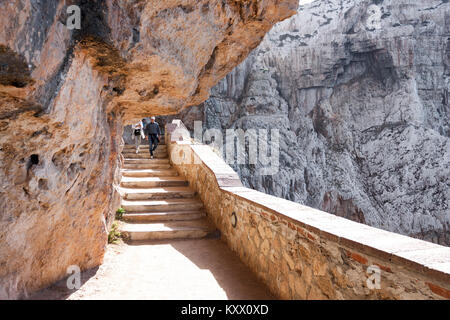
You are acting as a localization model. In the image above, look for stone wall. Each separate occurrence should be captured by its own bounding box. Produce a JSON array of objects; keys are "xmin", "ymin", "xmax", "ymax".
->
[{"xmin": 166, "ymin": 120, "xmax": 450, "ymax": 300}]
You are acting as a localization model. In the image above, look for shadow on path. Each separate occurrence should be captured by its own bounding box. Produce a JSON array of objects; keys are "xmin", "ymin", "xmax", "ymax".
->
[
  {"xmin": 131, "ymin": 237, "xmax": 275, "ymax": 300},
  {"xmin": 27, "ymin": 266, "xmax": 100, "ymax": 300}
]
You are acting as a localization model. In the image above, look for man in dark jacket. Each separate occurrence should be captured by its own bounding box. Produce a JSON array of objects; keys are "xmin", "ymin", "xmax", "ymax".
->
[{"xmin": 144, "ymin": 116, "xmax": 161, "ymax": 158}]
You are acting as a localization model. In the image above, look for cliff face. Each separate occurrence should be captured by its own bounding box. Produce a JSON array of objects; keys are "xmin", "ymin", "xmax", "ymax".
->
[
  {"xmin": 175, "ymin": 0, "xmax": 450, "ymax": 245},
  {"xmin": 0, "ymin": 0, "xmax": 297, "ymax": 298}
]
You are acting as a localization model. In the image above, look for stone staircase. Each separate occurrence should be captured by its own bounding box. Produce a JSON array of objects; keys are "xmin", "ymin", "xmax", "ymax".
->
[{"xmin": 118, "ymin": 141, "xmax": 217, "ymax": 241}]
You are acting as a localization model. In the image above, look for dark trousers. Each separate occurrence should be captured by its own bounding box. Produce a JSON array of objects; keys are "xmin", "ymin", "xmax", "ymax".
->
[{"xmin": 148, "ymin": 134, "xmax": 158, "ymax": 156}]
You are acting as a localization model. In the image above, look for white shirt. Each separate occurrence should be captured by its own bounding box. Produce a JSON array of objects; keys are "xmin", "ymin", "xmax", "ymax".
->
[{"xmin": 131, "ymin": 121, "xmax": 145, "ymax": 139}]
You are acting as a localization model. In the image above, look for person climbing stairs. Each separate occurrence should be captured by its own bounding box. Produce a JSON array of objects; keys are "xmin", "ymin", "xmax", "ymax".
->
[{"xmin": 118, "ymin": 139, "xmax": 217, "ymax": 241}]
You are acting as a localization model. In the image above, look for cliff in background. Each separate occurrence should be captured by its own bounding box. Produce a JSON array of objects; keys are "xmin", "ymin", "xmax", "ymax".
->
[
  {"xmin": 173, "ymin": 0, "xmax": 450, "ymax": 245},
  {"xmin": 0, "ymin": 0, "xmax": 297, "ymax": 298}
]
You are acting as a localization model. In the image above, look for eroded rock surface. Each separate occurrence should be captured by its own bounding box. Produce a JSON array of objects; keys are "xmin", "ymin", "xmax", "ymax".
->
[
  {"xmin": 174, "ymin": 0, "xmax": 450, "ymax": 245},
  {"xmin": 0, "ymin": 0, "xmax": 297, "ymax": 298}
]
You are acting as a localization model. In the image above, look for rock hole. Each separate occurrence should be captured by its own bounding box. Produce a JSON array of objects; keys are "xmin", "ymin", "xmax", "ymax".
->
[
  {"xmin": 10, "ymin": 80, "xmax": 28, "ymax": 88},
  {"xmin": 30, "ymin": 154, "xmax": 39, "ymax": 165},
  {"xmin": 22, "ymin": 187, "xmax": 30, "ymax": 196},
  {"xmin": 202, "ymin": 3, "xmax": 209, "ymax": 13},
  {"xmin": 38, "ymin": 179, "xmax": 49, "ymax": 190},
  {"xmin": 132, "ymin": 28, "xmax": 140, "ymax": 43},
  {"xmin": 179, "ymin": 4, "xmax": 194, "ymax": 14},
  {"xmin": 27, "ymin": 154, "xmax": 39, "ymax": 170},
  {"xmin": 112, "ymin": 86, "xmax": 124, "ymax": 95}
]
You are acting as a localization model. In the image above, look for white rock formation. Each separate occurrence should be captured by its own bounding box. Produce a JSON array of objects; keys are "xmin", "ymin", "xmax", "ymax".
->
[{"xmin": 175, "ymin": 0, "xmax": 450, "ymax": 245}]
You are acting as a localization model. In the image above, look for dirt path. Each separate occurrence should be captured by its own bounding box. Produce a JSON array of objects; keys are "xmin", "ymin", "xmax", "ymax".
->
[{"xmin": 30, "ymin": 238, "xmax": 274, "ymax": 300}]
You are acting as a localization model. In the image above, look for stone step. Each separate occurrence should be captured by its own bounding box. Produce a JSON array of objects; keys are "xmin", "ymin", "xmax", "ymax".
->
[
  {"xmin": 123, "ymin": 144, "xmax": 166, "ymax": 151},
  {"xmin": 122, "ymin": 149, "xmax": 168, "ymax": 155},
  {"xmin": 122, "ymin": 210, "xmax": 206, "ymax": 222},
  {"xmin": 121, "ymin": 168, "xmax": 178, "ymax": 178},
  {"xmin": 120, "ymin": 186, "xmax": 196, "ymax": 200},
  {"xmin": 123, "ymin": 144, "xmax": 167, "ymax": 150},
  {"xmin": 122, "ymin": 152, "xmax": 168, "ymax": 159},
  {"xmin": 123, "ymin": 163, "xmax": 172, "ymax": 170},
  {"xmin": 122, "ymin": 147, "xmax": 167, "ymax": 153},
  {"xmin": 120, "ymin": 219, "xmax": 216, "ymax": 241},
  {"xmin": 121, "ymin": 176, "xmax": 188, "ymax": 188},
  {"xmin": 123, "ymin": 158, "xmax": 169, "ymax": 164},
  {"xmin": 123, "ymin": 145, "xmax": 167, "ymax": 150},
  {"xmin": 121, "ymin": 198, "xmax": 203, "ymax": 212}
]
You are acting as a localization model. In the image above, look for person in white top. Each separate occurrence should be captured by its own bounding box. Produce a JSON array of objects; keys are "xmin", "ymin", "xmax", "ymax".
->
[{"xmin": 131, "ymin": 120, "xmax": 145, "ymax": 153}]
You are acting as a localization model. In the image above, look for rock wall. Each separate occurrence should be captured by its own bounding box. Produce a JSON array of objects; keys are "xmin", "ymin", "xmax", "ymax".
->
[
  {"xmin": 0, "ymin": 0, "xmax": 297, "ymax": 298},
  {"xmin": 174, "ymin": 0, "xmax": 450, "ymax": 245}
]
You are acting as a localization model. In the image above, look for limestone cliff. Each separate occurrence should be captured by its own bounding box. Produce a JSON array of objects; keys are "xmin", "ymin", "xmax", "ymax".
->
[
  {"xmin": 0, "ymin": 0, "xmax": 297, "ymax": 298},
  {"xmin": 174, "ymin": 0, "xmax": 450, "ymax": 245}
]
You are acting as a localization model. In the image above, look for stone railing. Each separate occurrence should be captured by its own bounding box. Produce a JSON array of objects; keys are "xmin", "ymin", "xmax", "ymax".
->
[{"xmin": 165, "ymin": 120, "xmax": 450, "ymax": 300}]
